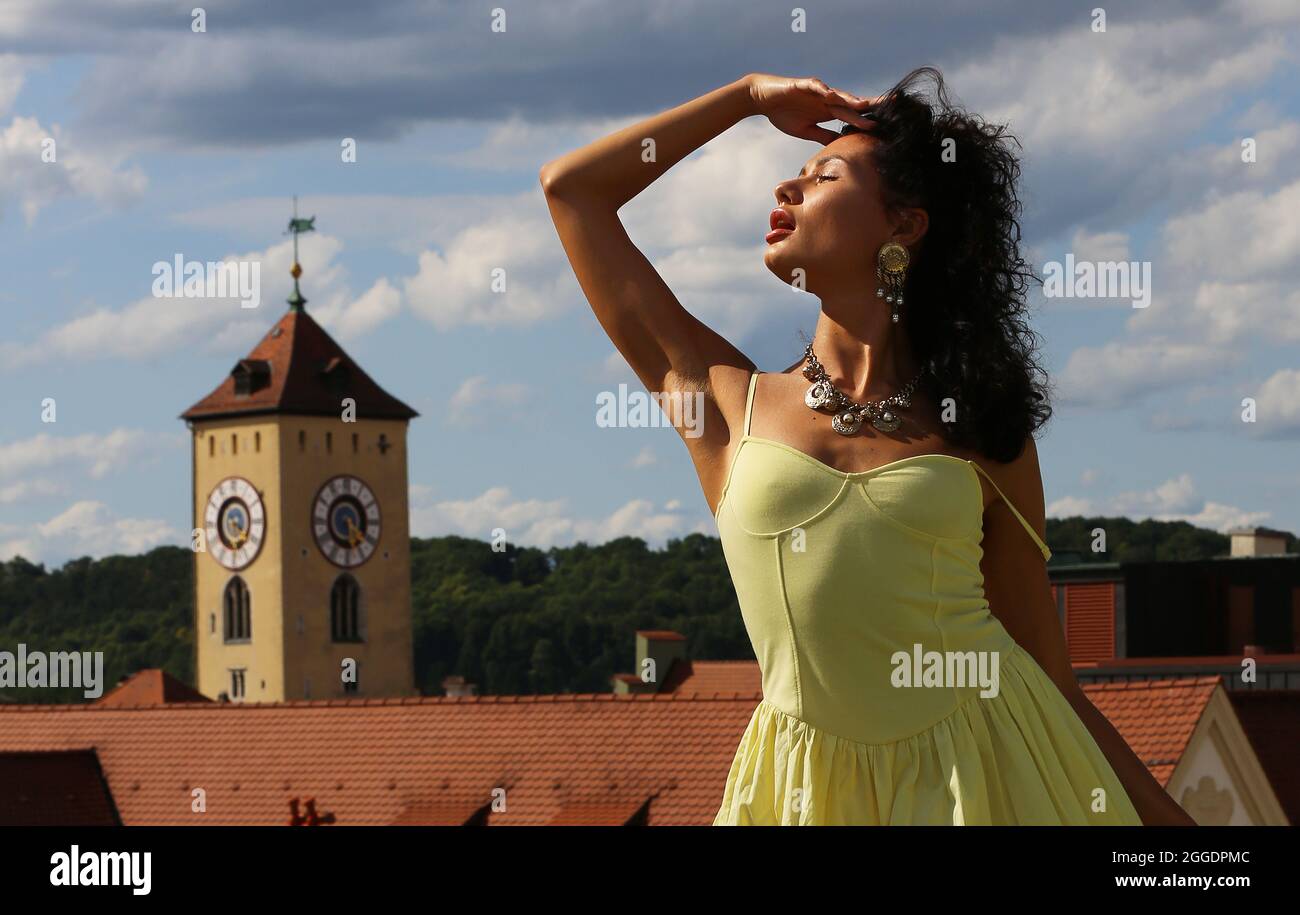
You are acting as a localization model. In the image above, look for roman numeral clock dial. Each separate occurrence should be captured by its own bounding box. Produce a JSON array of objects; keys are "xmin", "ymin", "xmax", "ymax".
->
[
  {"xmin": 204, "ymin": 477, "xmax": 266, "ymax": 570},
  {"xmin": 313, "ymin": 475, "xmax": 381, "ymax": 567}
]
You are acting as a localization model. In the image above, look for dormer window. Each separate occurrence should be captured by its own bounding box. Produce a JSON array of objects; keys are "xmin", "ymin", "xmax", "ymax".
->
[
  {"xmin": 322, "ymin": 356, "xmax": 351, "ymax": 398},
  {"xmin": 232, "ymin": 359, "xmax": 272, "ymax": 396}
]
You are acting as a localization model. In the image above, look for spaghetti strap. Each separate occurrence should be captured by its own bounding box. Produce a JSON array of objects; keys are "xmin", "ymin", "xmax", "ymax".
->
[
  {"xmin": 970, "ymin": 462, "xmax": 1053, "ymax": 562},
  {"xmin": 742, "ymin": 371, "xmax": 760, "ymax": 437}
]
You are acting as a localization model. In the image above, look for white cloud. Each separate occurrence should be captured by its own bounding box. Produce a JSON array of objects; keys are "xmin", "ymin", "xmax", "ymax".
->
[
  {"xmin": 0, "ymin": 232, "xmax": 401, "ymax": 366},
  {"xmin": 1124, "ymin": 178, "xmax": 1300, "ymax": 349},
  {"xmin": 629, "ymin": 446, "xmax": 656, "ymax": 469},
  {"xmin": 1068, "ymin": 228, "xmax": 1130, "ymax": 265},
  {"xmin": 602, "ymin": 350, "xmax": 632, "ymax": 378},
  {"xmin": 446, "ymin": 375, "xmax": 530, "ymax": 424},
  {"xmin": 409, "ymin": 484, "xmax": 699, "ymax": 548},
  {"xmin": 1046, "ymin": 494, "xmax": 1094, "ymax": 518},
  {"xmin": 1244, "ymin": 368, "xmax": 1300, "ymax": 438},
  {"xmin": 1049, "ymin": 474, "xmax": 1272, "ymax": 533},
  {"xmin": 403, "ymin": 208, "xmax": 578, "ymax": 330},
  {"xmin": 0, "ymin": 477, "xmax": 63, "ymax": 504},
  {"xmin": 953, "ymin": 17, "xmax": 1285, "ymax": 157},
  {"xmin": 431, "ymin": 112, "xmax": 639, "ymax": 172},
  {"xmin": 0, "ymin": 500, "xmax": 179, "ymax": 564},
  {"xmin": 0, "ymin": 54, "xmax": 25, "ymax": 116},
  {"xmin": 1163, "ymin": 179, "xmax": 1300, "ymax": 281},
  {"xmin": 1056, "ymin": 340, "xmax": 1240, "ymax": 408},
  {"xmin": 0, "ymin": 115, "xmax": 146, "ymax": 225},
  {"xmin": 312, "ymin": 276, "xmax": 403, "ymax": 341},
  {"xmin": 0, "ymin": 429, "xmax": 179, "ymax": 481}
]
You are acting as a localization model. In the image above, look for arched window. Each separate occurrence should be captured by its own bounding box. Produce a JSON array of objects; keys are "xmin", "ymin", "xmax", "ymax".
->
[
  {"xmin": 223, "ymin": 576, "xmax": 251, "ymax": 642},
  {"xmin": 330, "ymin": 574, "xmax": 362, "ymax": 642}
]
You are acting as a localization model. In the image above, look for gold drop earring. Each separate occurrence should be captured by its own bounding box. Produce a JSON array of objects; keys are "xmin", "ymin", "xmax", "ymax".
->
[{"xmin": 875, "ymin": 242, "xmax": 910, "ymax": 323}]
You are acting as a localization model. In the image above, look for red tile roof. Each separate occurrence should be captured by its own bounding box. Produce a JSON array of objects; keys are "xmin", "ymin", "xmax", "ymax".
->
[
  {"xmin": 662, "ymin": 660, "xmax": 763, "ymax": 696},
  {"xmin": 1077, "ymin": 654, "xmax": 1300, "ymax": 668},
  {"xmin": 388, "ymin": 801, "xmax": 490, "ymax": 826},
  {"xmin": 1228, "ymin": 690, "xmax": 1300, "ymax": 825},
  {"xmin": 181, "ymin": 308, "xmax": 417, "ymax": 422},
  {"xmin": 663, "ymin": 659, "xmax": 1224, "ymax": 789},
  {"xmin": 1080, "ymin": 676, "xmax": 1221, "ymax": 785},
  {"xmin": 95, "ymin": 669, "xmax": 212, "ymax": 708},
  {"xmin": 0, "ymin": 750, "xmax": 120, "ymax": 826},
  {"xmin": 0, "ymin": 693, "xmax": 760, "ymax": 826},
  {"xmin": 0, "ymin": 667, "xmax": 1251, "ymax": 824}
]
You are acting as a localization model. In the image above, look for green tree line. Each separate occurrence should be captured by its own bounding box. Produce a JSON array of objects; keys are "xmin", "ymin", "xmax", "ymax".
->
[{"xmin": 0, "ymin": 518, "xmax": 1247, "ymax": 703}]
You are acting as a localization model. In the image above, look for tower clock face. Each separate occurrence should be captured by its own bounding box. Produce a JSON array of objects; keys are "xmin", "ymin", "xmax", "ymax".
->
[
  {"xmin": 204, "ymin": 477, "xmax": 266, "ymax": 570},
  {"xmin": 312, "ymin": 475, "xmax": 381, "ymax": 567}
]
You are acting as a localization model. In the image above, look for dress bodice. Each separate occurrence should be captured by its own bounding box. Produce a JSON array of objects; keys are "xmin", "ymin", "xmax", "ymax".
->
[{"xmin": 714, "ymin": 371, "xmax": 1053, "ymax": 745}]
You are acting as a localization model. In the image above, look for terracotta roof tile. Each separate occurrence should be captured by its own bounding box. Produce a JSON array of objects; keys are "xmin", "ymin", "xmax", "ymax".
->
[
  {"xmin": 1081, "ymin": 676, "xmax": 1221, "ymax": 786},
  {"xmin": 0, "ymin": 693, "xmax": 758, "ymax": 826},
  {"xmin": 0, "ymin": 671, "xmax": 1236, "ymax": 824},
  {"xmin": 181, "ymin": 308, "xmax": 417, "ymax": 421},
  {"xmin": 95, "ymin": 669, "xmax": 212, "ymax": 708},
  {"xmin": 662, "ymin": 660, "xmax": 763, "ymax": 696}
]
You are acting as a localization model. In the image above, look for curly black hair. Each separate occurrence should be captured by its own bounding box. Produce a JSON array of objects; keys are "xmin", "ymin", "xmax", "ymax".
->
[{"xmin": 838, "ymin": 66, "xmax": 1052, "ymax": 464}]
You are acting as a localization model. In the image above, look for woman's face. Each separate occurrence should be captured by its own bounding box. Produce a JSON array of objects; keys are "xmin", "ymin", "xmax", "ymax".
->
[{"xmin": 763, "ymin": 132, "xmax": 900, "ymax": 295}]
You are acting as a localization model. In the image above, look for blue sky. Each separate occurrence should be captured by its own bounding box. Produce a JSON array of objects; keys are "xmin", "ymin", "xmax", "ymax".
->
[{"xmin": 1, "ymin": 0, "xmax": 1298, "ymax": 566}]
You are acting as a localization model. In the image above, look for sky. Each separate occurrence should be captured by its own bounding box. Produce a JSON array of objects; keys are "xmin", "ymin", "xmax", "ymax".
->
[{"xmin": 1, "ymin": 0, "xmax": 1298, "ymax": 567}]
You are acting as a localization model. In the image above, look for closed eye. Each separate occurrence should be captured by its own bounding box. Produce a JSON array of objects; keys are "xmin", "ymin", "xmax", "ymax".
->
[{"xmin": 815, "ymin": 174, "xmax": 837, "ymax": 183}]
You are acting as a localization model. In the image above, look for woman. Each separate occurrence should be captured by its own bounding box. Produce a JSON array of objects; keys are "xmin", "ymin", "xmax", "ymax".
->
[{"xmin": 540, "ymin": 69, "xmax": 1195, "ymax": 826}]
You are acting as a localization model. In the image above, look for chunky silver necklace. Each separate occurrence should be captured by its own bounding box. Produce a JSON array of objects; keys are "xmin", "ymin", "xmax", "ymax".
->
[{"xmin": 800, "ymin": 342, "xmax": 926, "ymax": 435}]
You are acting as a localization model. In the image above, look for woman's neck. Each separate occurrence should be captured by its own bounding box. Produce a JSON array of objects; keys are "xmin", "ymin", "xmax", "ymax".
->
[{"xmin": 810, "ymin": 299, "xmax": 920, "ymax": 403}]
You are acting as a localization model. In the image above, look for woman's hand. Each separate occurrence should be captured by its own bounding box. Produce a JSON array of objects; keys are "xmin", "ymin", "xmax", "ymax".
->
[{"xmin": 745, "ymin": 73, "xmax": 879, "ymax": 144}]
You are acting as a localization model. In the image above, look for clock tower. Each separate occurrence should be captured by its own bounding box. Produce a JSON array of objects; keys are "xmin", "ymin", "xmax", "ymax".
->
[{"xmin": 181, "ymin": 210, "xmax": 418, "ymax": 702}]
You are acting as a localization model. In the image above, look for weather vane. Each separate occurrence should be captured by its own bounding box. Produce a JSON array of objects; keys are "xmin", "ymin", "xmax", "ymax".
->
[{"xmin": 285, "ymin": 195, "xmax": 316, "ymax": 310}]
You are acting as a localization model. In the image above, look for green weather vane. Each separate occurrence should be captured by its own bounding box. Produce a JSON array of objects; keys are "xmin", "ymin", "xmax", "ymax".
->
[{"xmin": 285, "ymin": 195, "xmax": 316, "ymax": 310}]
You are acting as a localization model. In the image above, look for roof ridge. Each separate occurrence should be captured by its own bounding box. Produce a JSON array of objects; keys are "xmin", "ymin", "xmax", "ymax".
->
[
  {"xmin": 1082, "ymin": 675, "xmax": 1223, "ymax": 691},
  {"xmin": 0, "ymin": 690, "xmax": 766, "ymax": 712}
]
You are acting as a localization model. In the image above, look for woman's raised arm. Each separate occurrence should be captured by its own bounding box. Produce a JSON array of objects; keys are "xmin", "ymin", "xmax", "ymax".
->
[
  {"xmin": 539, "ymin": 76, "xmax": 759, "ymax": 406},
  {"xmin": 540, "ymin": 75, "xmax": 875, "ymax": 511}
]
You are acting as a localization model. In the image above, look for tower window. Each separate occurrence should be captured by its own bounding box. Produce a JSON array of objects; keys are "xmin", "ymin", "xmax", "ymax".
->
[
  {"xmin": 326, "ymin": 431, "xmax": 333, "ymax": 454},
  {"xmin": 255, "ymin": 431, "xmax": 261, "ymax": 452},
  {"xmin": 223, "ymin": 576, "xmax": 252, "ymax": 643},
  {"xmin": 208, "ymin": 436, "xmax": 214, "ymax": 457},
  {"xmin": 352, "ymin": 432, "xmax": 359, "ymax": 454},
  {"xmin": 231, "ymin": 433, "xmax": 238, "ymax": 455},
  {"xmin": 232, "ymin": 359, "xmax": 271, "ymax": 396},
  {"xmin": 330, "ymin": 574, "xmax": 363, "ymax": 643},
  {"xmin": 298, "ymin": 429, "xmax": 305, "ymax": 452},
  {"xmin": 230, "ymin": 668, "xmax": 246, "ymax": 700}
]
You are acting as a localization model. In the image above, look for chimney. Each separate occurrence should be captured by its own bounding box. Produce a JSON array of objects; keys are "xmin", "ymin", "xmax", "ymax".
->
[
  {"xmin": 634, "ymin": 630, "xmax": 687, "ymax": 692},
  {"xmin": 1228, "ymin": 527, "xmax": 1291, "ymax": 558},
  {"xmin": 441, "ymin": 675, "xmax": 478, "ymax": 697}
]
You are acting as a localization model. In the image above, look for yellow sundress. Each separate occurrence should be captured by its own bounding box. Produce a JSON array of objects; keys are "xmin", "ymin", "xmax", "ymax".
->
[{"xmin": 712, "ymin": 371, "xmax": 1141, "ymax": 825}]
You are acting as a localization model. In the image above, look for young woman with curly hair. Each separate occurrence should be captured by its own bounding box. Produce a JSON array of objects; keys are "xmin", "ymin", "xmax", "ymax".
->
[{"xmin": 540, "ymin": 69, "xmax": 1195, "ymax": 826}]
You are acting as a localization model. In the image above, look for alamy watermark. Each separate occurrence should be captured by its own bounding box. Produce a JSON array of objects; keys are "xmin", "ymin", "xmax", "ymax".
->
[
  {"xmin": 0, "ymin": 644, "xmax": 104, "ymax": 698},
  {"xmin": 595, "ymin": 383, "xmax": 705, "ymax": 438},
  {"xmin": 1042, "ymin": 253, "xmax": 1151, "ymax": 308},
  {"xmin": 50, "ymin": 846, "xmax": 151, "ymax": 895},
  {"xmin": 152, "ymin": 254, "xmax": 261, "ymax": 309},
  {"xmin": 891, "ymin": 643, "xmax": 1000, "ymax": 698}
]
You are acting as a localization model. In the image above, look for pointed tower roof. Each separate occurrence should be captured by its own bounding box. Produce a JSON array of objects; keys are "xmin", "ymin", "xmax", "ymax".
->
[
  {"xmin": 181, "ymin": 308, "xmax": 418, "ymax": 422},
  {"xmin": 182, "ymin": 201, "xmax": 416, "ymax": 423},
  {"xmin": 94, "ymin": 669, "xmax": 212, "ymax": 707}
]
